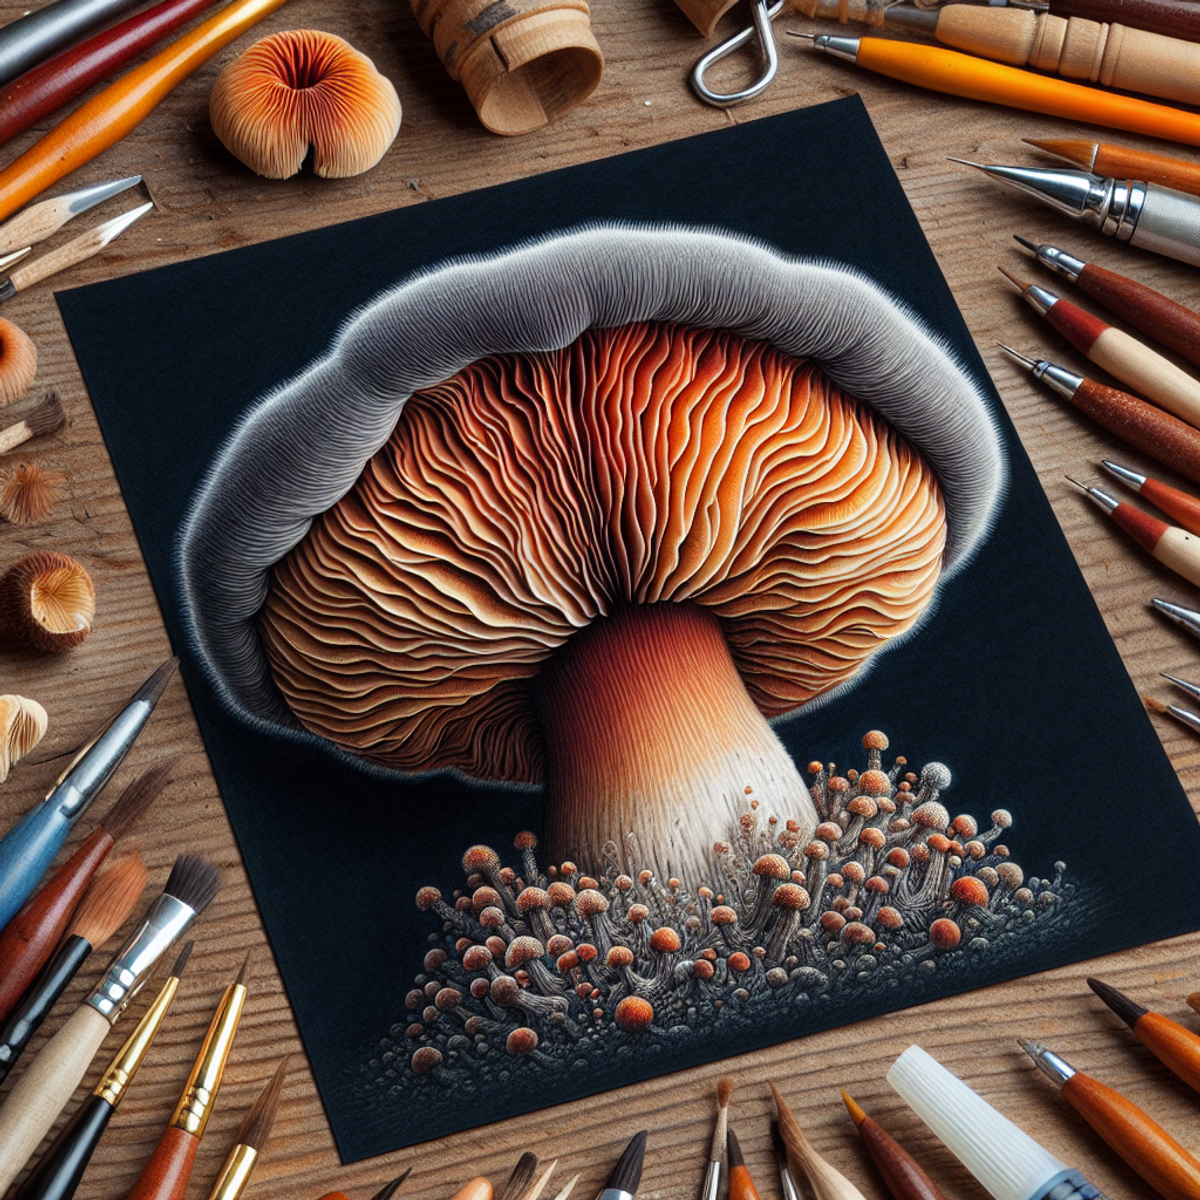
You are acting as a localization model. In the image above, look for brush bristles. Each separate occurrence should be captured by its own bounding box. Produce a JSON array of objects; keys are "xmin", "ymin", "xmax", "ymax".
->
[
  {"xmin": 606, "ymin": 1131, "xmax": 648, "ymax": 1194},
  {"xmin": 1144, "ymin": 695, "xmax": 1170, "ymax": 714},
  {"xmin": 370, "ymin": 1168, "xmax": 413, "ymax": 1200},
  {"xmin": 101, "ymin": 756, "xmax": 179, "ymax": 840},
  {"xmin": 711, "ymin": 1076, "xmax": 734, "ymax": 1161},
  {"xmin": 163, "ymin": 853, "xmax": 220, "ymax": 914},
  {"xmin": 525, "ymin": 1160, "xmax": 558, "ymax": 1200},
  {"xmin": 24, "ymin": 392, "xmax": 64, "ymax": 438},
  {"xmin": 68, "ymin": 855, "xmax": 148, "ymax": 946},
  {"xmin": 770, "ymin": 1120, "xmax": 788, "ymax": 1169},
  {"xmin": 236, "ymin": 950, "xmax": 253, "ymax": 987},
  {"xmin": 132, "ymin": 656, "xmax": 178, "ymax": 707},
  {"xmin": 233, "ymin": 1056, "xmax": 290, "ymax": 1151},
  {"xmin": 726, "ymin": 1128, "xmax": 746, "ymax": 1171},
  {"xmin": 170, "ymin": 940, "xmax": 195, "ymax": 979},
  {"xmin": 496, "ymin": 1153, "xmax": 538, "ymax": 1200}
]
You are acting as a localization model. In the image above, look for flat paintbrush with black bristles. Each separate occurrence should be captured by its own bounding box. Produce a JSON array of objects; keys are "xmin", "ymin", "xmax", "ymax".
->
[
  {"xmin": 0, "ymin": 854, "xmax": 147, "ymax": 1083},
  {"xmin": 0, "ymin": 853, "xmax": 220, "ymax": 1194},
  {"xmin": 596, "ymin": 1132, "xmax": 648, "ymax": 1200},
  {"xmin": 0, "ymin": 755, "xmax": 176, "ymax": 1025},
  {"xmin": 203, "ymin": 1056, "xmax": 291, "ymax": 1200},
  {"xmin": 0, "ymin": 392, "xmax": 63, "ymax": 454}
]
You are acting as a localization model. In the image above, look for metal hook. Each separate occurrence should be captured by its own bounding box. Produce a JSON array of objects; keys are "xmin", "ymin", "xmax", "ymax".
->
[{"xmin": 690, "ymin": 0, "xmax": 786, "ymax": 109}]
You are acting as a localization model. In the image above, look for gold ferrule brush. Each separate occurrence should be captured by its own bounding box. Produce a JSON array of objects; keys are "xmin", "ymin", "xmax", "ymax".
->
[
  {"xmin": 205, "ymin": 1056, "xmax": 290, "ymax": 1200},
  {"xmin": 170, "ymin": 956, "xmax": 250, "ymax": 1138}
]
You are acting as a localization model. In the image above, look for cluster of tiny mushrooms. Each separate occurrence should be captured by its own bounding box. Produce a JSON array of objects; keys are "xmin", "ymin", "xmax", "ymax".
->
[{"xmin": 376, "ymin": 732, "xmax": 1069, "ymax": 1089}]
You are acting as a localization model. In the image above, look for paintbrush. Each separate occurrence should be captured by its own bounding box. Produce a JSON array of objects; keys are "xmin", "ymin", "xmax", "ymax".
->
[
  {"xmin": 0, "ymin": 201, "xmax": 152, "ymax": 302},
  {"xmin": 126, "ymin": 953, "xmax": 253, "ymax": 1200},
  {"xmin": 10, "ymin": 942, "xmax": 193, "ymax": 1200},
  {"xmin": 0, "ymin": 853, "xmax": 219, "ymax": 1193},
  {"xmin": 0, "ymin": 656, "xmax": 176, "ymax": 932},
  {"xmin": 0, "ymin": 756, "xmax": 174, "ymax": 1026},
  {"xmin": 699, "ymin": 1078, "xmax": 734, "ymax": 1200},
  {"xmin": 726, "ymin": 1130, "xmax": 761, "ymax": 1200},
  {"xmin": 770, "ymin": 1083, "xmax": 868, "ymax": 1200},
  {"xmin": 1089, "ymin": 978, "xmax": 1200, "ymax": 1095},
  {"xmin": 0, "ymin": 176, "xmax": 140, "ymax": 257},
  {"xmin": 1101, "ymin": 461, "xmax": 1200, "ymax": 535},
  {"xmin": 770, "ymin": 1121, "xmax": 801, "ymax": 1200},
  {"xmin": 1143, "ymin": 692, "xmax": 1200, "ymax": 735},
  {"xmin": 203, "ymin": 1056, "xmax": 291, "ymax": 1200},
  {"xmin": 1021, "ymin": 1038, "xmax": 1200, "ymax": 1199},
  {"xmin": 841, "ymin": 1092, "xmax": 948, "ymax": 1200},
  {"xmin": 597, "ymin": 1132, "xmax": 648, "ymax": 1200},
  {"xmin": 0, "ymin": 855, "xmax": 147, "ymax": 1083},
  {"xmin": 0, "ymin": 392, "xmax": 64, "ymax": 455},
  {"xmin": 495, "ymin": 1155, "xmax": 538, "ymax": 1200},
  {"xmin": 317, "ymin": 1169, "xmax": 414, "ymax": 1200}
]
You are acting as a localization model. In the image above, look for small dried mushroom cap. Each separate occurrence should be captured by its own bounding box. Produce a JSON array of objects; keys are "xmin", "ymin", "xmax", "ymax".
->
[
  {"xmin": 0, "ymin": 551, "xmax": 94, "ymax": 652},
  {"xmin": 0, "ymin": 463, "xmax": 63, "ymax": 525},
  {"xmin": 950, "ymin": 876, "xmax": 989, "ymax": 906},
  {"xmin": 615, "ymin": 995, "xmax": 654, "ymax": 1032},
  {"xmin": 0, "ymin": 693, "xmax": 47, "ymax": 782},
  {"xmin": 0, "ymin": 319, "xmax": 36, "ymax": 407},
  {"xmin": 753, "ymin": 854, "xmax": 791, "ymax": 880},
  {"xmin": 210, "ymin": 30, "xmax": 401, "ymax": 179}
]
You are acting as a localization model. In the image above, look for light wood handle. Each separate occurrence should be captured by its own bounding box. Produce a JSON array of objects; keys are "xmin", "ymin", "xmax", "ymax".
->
[
  {"xmin": 0, "ymin": 197, "xmax": 72, "ymax": 257},
  {"xmin": 1153, "ymin": 525, "xmax": 1200, "ymax": 588},
  {"xmin": 10, "ymin": 224, "xmax": 107, "ymax": 291},
  {"xmin": 1089, "ymin": 328, "xmax": 1200, "ymax": 429},
  {"xmin": 0, "ymin": 1004, "xmax": 110, "ymax": 1193},
  {"xmin": 1097, "ymin": 22, "xmax": 1200, "ymax": 107},
  {"xmin": 0, "ymin": 419, "xmax": 32, "ymax": 454},
  {"xmin": 673, "ymin": 0, "xmax": 741, "ymax": 37}
]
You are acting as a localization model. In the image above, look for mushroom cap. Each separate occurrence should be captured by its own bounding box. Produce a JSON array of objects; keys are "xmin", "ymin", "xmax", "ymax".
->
[
  {"xmin": 0, "ymin": 462, "xmax": 63, "ymax": 525},
  {"xmin": 771, "ymin": 883, "xmax": 809, "ymax": 910},
  {"xmin": 461, "ymin": 945, "xmax": 493, "ymax": 971},
  {"xmin": 912, "ymin": 802, "xmax": 950, "ymax": 830},
  {"xmin": 886, "ymin": 847, "xmax": 910, "ymax": 869},
  {"xmin": 929, "ymin": 918, "xmax": 961, "ymax": 949},
  {"xmin": 0, "ymin": 319, "xmax": 35, "ymax": 407},
  {"xmin": 710, "ymin": 906, "xmax": 738, "ymax": 926},
  {"xmin": 546, "ymin": 934, "xmax": 573, "ymax": 956},
  {"xmin": 804, "ymin": 841, "xmax": 828, "ymax": 861},
  {"xmin": 875, "ymin": 906, "xmax": 903, "ymax": 929},
  {"xmin": 627, "ymin": 904, "xmax": 649, "ymax": 924},
  {"xmin": 859, "ymin": 827, "xmax": 886, "ymax": 850},
  {"xmin": 996, "ymin": 863, "xmax": 1024, "ymax": 888},
  {"xmin": 753, "ymin": 854, "xmax": 791, "ymax": 880},
  {"xmin": 841, "ymin": 921, "xmax": 874, "ymax": 945},
  {"xmin": 424, "ymin": 949, "xmax": 447, "ymax": 971},
  {"xmin": 991, "ymin": 809, "xmax": 1013, "ymax": 828},
  {"xmin": 210, "ymin": 30, "xmax": 400, "ymax": 179},
  {"xmin": 434, "ymin": 987, "xmax": 461, "ymax": 1010},
  {"xmin": 841, "ymin": 862, "xmax": 865, "ymax": 885},
  {"xmin": 514, "ymin": 831, "xmax": 537, "ymax": 849},
  {"xmin": 950, "ymin": 815, "xmax": 977, "ymax": 838},
  {"xmin": 547, "ymin": 882, "xmax": 575, "ymax": 907},
  {"xmin": 0, "ymin": 551, "xmax": 95, "ymax": 653},
  {"xmin": 575, "ymin": 889, "xmax": 609, "ymax": 917},
  {"xmin": 727, "ymin": 952, "xmax": 752, "ymax": 972},
  {"xmin": 816, "ymin": 823, "xmax": 842, "ymax": 842},
  {"xmin": 506, "ymin": 1027, "xmax": 539, "ymax": 1055},
  {"xmin": 462, "ymin": 846, "xmax": 500, "ymax": 875},
  {"xmin": 862, "ymin": 731, "xmax": 888, "ymax": 750},
  {"xmin": 179, "ymin": 227, "xmax": 1004, "ymax": 757},
  {"xmin": 846, "ymin": 798, "xmax": 879, "ymax": 819},
  {"xmin": 864, "ymin": 875, "xmax": 889, "ymax": 894},
  {"xmin": 950, "ymin": 876, "xmax": 989, "ymax": 906},
  {"xmin": 820, "ymin": 911, "xmax": 846, "ymax": 934},
  {"xmin": 0, "ymin": 694, "xmax": 46, "ymax": 783},
  {"xmin": 693, "ymin": 958, "xmax": 715, "ymax": 980},
  {"xmin": 576, "ymin": 943, "xmax": 598, "ymax": 962},
  {"xmin": 504, "ymin": 936, "xmax": 545, "ymax": 968},
  {"xmin": 472, "ymin": 886, "xmax": 502, "ymax": 912},
  {"xmin": 927, "ymin": 834, "xmax": 952, "ymax": 854},
  {"xmin": 414, "ymin": 886, "xmax": 441, "ymax": 910},
  {"xmin": 410, "ymin": 1047, "xmax": 442, "ymax": 1074},
  {"xmin": 614, "ymin": 996, "xmax": 654, "ymax": 1031},
  {"xmin": 606, "ymin": 945, "xmax": 634, "ymax": 968},
  {"xmin": 649, "ymin": 927, "xmax": 682, "ymax": 953},
  {"xmin": 856, "ymin": 770, "xmax": 890, "ymax": 797}
]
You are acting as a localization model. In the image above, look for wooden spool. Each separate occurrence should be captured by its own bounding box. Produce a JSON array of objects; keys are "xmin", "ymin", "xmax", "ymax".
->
[
  {"xmin": 674, "ymin": 0, "xmax": 743, "ymax": 37},
  {"xmin": 411, "ymin": 0, "xmax": 603, "ymax": 136}
]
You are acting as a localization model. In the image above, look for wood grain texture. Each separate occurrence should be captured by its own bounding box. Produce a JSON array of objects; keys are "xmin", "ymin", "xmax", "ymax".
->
[{"xmin": 0, "ymin": 3, "xmax": 1199, "ymax": 1199}]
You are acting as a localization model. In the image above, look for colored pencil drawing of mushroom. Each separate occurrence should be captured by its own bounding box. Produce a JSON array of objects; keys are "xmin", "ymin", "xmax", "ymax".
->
[{"xmin": 177, "ymin": 224, "xmax": 1076, "ymax": 1099}]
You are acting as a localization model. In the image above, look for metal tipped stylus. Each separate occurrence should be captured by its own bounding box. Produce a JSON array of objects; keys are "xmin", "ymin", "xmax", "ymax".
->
[
  {"xmin": 0, "ymin": 176, "xmax": 142, "ymax": 257},
  {"xmin": 1153, "ymin": 597, "xmax": 1200, "ymax": 638}
]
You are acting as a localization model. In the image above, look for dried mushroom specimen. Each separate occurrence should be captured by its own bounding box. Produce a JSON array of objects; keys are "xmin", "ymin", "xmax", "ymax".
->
[
  {"xmin": 210, "ymin": 30, "xmax": 401, "ymax": 179},
  {"xmin": 260, "ymin": 323, "xmax": 947, "ymax": 876},
  {"xmin": 0, "ymin": 319, "xmax": 36, "ymax": 407},
  {"xmin": 0, "ymin": 693, "xmax": 46, "ymax": 781},
  {"xmin": 0, "ymin": 551, "xmax": 94, "ymax": 652},
  {"xmin": 0, "ymin": 462, "xmax": 63, "ymax": 524}
]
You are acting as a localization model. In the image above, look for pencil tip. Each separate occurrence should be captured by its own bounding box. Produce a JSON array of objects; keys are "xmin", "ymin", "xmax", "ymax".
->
[{"xmin": 840, "ymin": 1090, "xmax": 866, "ymax": 1127}]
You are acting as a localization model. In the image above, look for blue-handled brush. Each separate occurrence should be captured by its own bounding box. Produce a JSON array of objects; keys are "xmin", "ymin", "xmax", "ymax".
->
[{"xmin": 0, "ymin": 656, "xmax": 175, "ymax": 933}]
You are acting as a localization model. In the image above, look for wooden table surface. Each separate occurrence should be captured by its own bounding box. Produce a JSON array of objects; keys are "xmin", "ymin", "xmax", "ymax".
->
[{"xmin": 2, "ymin": 2, "xmax": 1199, "ymax": 1197}]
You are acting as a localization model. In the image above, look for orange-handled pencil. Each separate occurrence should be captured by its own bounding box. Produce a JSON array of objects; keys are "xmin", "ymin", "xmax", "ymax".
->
[
  {"xmin": 1021, "ymin": 1039, "xmax": 1200, "ymax": 1200},
  {"xmin": 1101, "ymin": 462, "xmax": 1200, "ymax": 536},
  {"xmin": 1090, "ymin": 978, "xmax": 1200, "ymax": 1095},
  {"xmin": 791, "ymin": 34, "xmax": 1200, "ymax": 147}
]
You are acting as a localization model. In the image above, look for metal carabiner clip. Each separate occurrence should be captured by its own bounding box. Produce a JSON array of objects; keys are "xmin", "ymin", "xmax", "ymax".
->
[{"xmin": 689, "ymin": 0, "xmax": 786, "ymax": 109}]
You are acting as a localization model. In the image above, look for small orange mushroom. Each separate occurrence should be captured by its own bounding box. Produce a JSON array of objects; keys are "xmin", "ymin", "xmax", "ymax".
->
[
  {"xmin": 614, "ymin": 995, "xmax": 654, "ymax": 1032},
  {"xmin": 0, "ymin": 319, "xmax": 35, "ymax": 407},
  {"xmin": 210, "ymin": 30, "xmax": 400, "ymax": 179}
]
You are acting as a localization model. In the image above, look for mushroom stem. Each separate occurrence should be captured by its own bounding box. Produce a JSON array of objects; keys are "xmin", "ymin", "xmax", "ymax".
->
[{"xmin": 536, "ymin": 603, "xmax": 817, "ymax": 884}]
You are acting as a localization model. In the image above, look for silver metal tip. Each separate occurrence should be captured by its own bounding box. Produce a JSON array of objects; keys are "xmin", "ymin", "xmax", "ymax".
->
[
  {"xmin": 1065, "ymin": 476, "xmax": 1090, "ymax": 493},
  {"xmin": 1012, "ymin": 234, "xmax": 1040, "ymax": 252},
  {"xmin": 996, "ymin": 344, "xmax": 1035, "ymax": 369},
  {"xmin": 785, "ymin": 30, "xmax": 815, "ymax": 38},
  {"xmin": 947, "ymin": 157, "xmax": 986, "ymax": 170}
]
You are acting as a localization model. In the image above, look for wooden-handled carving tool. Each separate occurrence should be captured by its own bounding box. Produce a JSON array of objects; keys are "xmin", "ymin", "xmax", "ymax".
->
[
  {"xmin": 842, "ymin": 1092, "xmax": 948, "ymax": 1200},
  {"xmin": 0, "ymin": 176, "xmax": 140, "ymax": 257},
  {"xmin": 0, "ymin": 656, "xmax": 175, "ymax": 934},
  {"xmin": 1013, "ymin": 236, "xmax": 1200, "ymax": 371},
  {"xmin": 999, "ymin": 267, "xmax": 1200, "ymax": 430},
  {"xmin": 1021, "ymin": 1039, "xmax": 1200, "ymax": 1200},
  {"xmin": 202, "ymin": 1057, "xmax": 290, "ymax": 1200},
  {"xmin": 1027, "ymin": 138, "xmax": 1200, "ymax": 201},
  {"xmin": 1089, "ymin": 978, "xmax": 1200, "ymax": 1095},
  {"xmin": 0, "ymin": 757, "xmax": 172, "ymax": 1028},
  {"xmin": 0, "ymin": 855, "xmax": 219, "ymax": 1194},
  {"xmin": 0, "ymin": 200, "xmax": 152, "ymax": 301},
  {"xmin": 10, "ymin": 944, "xmax": 192, "ymax": 1200},
  {"xmin": 0, "ymin": 856, "xmax": 147, "ymax": 1084},
  {"xmin": 1068, "ymin": 475, "xmax": 1200, "ymax": 587},
  {"xmin": 1100, "ymin": 461, "xmax": 1200, "ymax": 535},
  {"xmin": 999, "ymin": 345, "xmax": 1200, "ymax": 485},
  {"xmin": 125, "ymin": 955, "xmax": 251, "ymax": 1200}
]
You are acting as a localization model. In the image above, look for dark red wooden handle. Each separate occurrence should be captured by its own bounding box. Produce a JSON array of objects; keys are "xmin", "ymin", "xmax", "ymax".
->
[
  {"xmin": 0, "ymin": 0, "xmax": 223, "ymax": 149},
  {"xmin": 1081, "ymin": 263, "xmax": 1200, "ymax": 372},
  {"xmin": 124, "ymin": 1126, "xmax": 198, "ymax": 1200},
  {"xmin": 1051, "ymin": 0, "xmax": 1200, "ymax": 43}
]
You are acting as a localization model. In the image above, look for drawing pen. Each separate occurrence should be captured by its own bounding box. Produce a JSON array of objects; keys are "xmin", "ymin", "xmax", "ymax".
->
[
  {"xmin": 1027, "ymin": 138, "xmax": 1200, "ymax": 201},
  {"xmin": 126, "ymin": 955, "xmax": 251, "ymax": 1200},
  {"xmin": 887, "ymin": 1044, "xmax": 1111, "ymax": 1200},
  {"xmin": 1153, "ymin": 596, "xmax": 1200, "ymax": 637},
  {"xmin": 1089, "ymin": 977, "xmax": 1200, "ymax": 1094},
  {"xmin": 1069, "ymin": 476, "xmax": 1200, "ymax": 586},
  {"xmin": 0, "ymin": 201, "xmax": 152, "ymax": 302},
  {"xmin": 998, "ymin": 267, "xmax": 1200, "ymax": 429},
  {"xmin": 0, "ymin": 656, "xmax": 175, "ymax": 933},
  {"xmin": 0, "ymin": 176, "xmax": 141, "ymax": 257},
  {"xmin": 1012, "ymin": 236, "xmax": 1200, "ymax": 372},
  {"xmin": 842, "ymin": 1091, "xmax": 949, "ymax": 1200},
  {"xmin": 596, "ymin": 1132, "xmax": 647, "ymax": 1200},
  {"xmin": 788, "ymin": 34, "xmax": 1200, "ymax": 147},
  {"xmin": 875, "ymin": 5, "xmax": 1200, "ymax": 108},
  {"xmin": 957, "ymin": 160, "xmax": 1200, "ymax": 268},
  {"xmin": 999, "ymin": 345, "xmax": 1200, "ymax": 485},
  {"xmin": 1021, "ymin": 1039, "xmax": 1200, "ymax": 1200},
  {"xmin": 0, "ymin": 854, "xmax": 219, "ymax": 1194},
  {"xmin": 9, "ymin": 944, "xmax": 192, "ymax": 1200},
  {"xmin": 1100, "ymin": 461, "xmax": 1200, "ymax": 534}
]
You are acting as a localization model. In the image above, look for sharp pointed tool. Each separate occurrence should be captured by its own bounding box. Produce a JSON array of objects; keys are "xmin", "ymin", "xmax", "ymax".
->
[
  {"xmin": 1153, "ymin": 597, "xmax": 1200, "ymax": 638},
  {"xmin": 0, "ymin": 200, "xmax": 153, "ymax": 302},
  {"xmin": 0, "ymin": 176, "xmax": 141, "ymax": 257}
]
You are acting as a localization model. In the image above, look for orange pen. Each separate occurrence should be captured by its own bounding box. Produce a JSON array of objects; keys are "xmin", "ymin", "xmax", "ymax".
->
[
  {"xmin": 1101, "ymin": 461, "xmax": 1200, "ymax": 537},
  {"xmin": 790, "ymin": 33, "xmax": 1200, "ymax": 147},
  {"xmin": 1021, "ymin": 1039, "xmax": 1200, "ymax": 1200}
]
